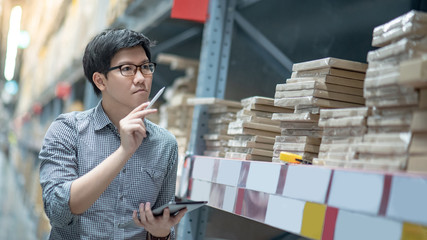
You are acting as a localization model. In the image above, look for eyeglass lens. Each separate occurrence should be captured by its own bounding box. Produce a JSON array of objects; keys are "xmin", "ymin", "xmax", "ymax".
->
[{"xmin": 120, "ymin": 63, "xmax": 155, "ymax": 76}]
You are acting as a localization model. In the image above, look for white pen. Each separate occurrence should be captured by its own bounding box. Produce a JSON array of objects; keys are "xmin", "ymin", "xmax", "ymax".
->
[{"xmin": 146, "ymin": 87, "xmax": 165, "ymax": 110}]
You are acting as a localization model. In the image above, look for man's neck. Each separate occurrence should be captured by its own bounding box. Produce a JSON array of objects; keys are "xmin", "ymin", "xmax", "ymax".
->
[{"xmin": 100, "ymin": 99, "xmax": 131, "ymax": 128}]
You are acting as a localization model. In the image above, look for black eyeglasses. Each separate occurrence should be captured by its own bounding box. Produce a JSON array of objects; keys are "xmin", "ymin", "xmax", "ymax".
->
[{"xmin": 107, "ymin": 62, "xmax": 157, "ymax": 77}]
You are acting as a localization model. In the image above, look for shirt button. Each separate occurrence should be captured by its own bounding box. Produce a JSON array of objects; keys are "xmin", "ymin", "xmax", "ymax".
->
[{"xmin": 120, "ymin": 195, "xmax": 124, "ymax": 200}]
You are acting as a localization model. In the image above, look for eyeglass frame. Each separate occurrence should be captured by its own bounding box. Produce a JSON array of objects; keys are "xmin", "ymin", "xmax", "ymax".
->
[{"xmin": 106, "ymin": 62, "xmax": 157, "ymax": 77}]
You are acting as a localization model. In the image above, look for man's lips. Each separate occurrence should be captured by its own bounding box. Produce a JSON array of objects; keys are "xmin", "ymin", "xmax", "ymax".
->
[{"xmin": 133, "ymin": 89, "xmax": 147, "ymax": 94}]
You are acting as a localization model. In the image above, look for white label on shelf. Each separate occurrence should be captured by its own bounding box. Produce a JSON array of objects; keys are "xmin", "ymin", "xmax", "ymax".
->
[
  {"xmin": 192, "ymin": 157, "xmax": 215, "ymax": 181},
  {"xmin": 283, "ymin": 165, "xmax": 332, "ymax": 203},
  {"xmin": 190, "ymin": 179, "xmax": 212, "ymax": 201},
  {"xmin": 328, "ymin": 170, "xmax": 383, "ymax": 215},
  {"xmin": 387, "ymin": 175, "xmax": 427, "ymax": 225},
  {"xmin": 265, "ymin": 195, "xmax": 305, "ymax": 234},
  {"xmin": 217, "ymin": 159, "xmax": 242, "ymax": 186},
  {"xmin": 223, "ymin": 186, "xmax": 238, "ymax": 212},
  {"xmin": 246, "ymin": 162, "xmax": 281, "ymax": 194},
  {"xmin": 334, "ymin": 210, "xmax": 402, "ymax": 240}
]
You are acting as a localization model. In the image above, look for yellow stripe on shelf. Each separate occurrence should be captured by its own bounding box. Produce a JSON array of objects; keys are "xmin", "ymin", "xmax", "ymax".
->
[
  {"xmin": 401, "ymin": 222, "xmax": 427, "ymax": 240},
  {"xmin": 300, "ymin": 202, "xmax": 327, "ymax": 240}
]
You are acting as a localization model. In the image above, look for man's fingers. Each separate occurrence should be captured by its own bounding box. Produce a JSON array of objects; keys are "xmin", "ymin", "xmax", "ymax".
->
[
  {"xmin": 134, "ymin": 131, "xmax": 147, "ymax": 140},
  {"xmin": 122, "ymin": 123, "xmax": 146, "ymax": 137},
  {"xmin": 145, "ymin": 202, "xmax": 155, "ymax": 221},
  {"xmin": 138, "ymin": 203, "xmax": 147, "ymax": 224},
  {"xmin": 171, "ymin": 208, "xmax": 187, "ymax": 225},
  {"xmin": 132, "ymin": 210, "xmax": 144, "ymax": 227},
  {"xmin": 163, "ymin": 207, "xmax": 170, "ymax": 218},
  {"xmin": 131, "ymin": 108, "xmax": 157, "ymax": 119},
  {"xmin": 130, "ymin": 101, "xmax": 150, "ymax": 114}
]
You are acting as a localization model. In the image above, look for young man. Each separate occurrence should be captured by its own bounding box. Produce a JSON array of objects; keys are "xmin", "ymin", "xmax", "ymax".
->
[{"xmin": 39, "ymin": 29, "xmax": 186, "ymax": 240}]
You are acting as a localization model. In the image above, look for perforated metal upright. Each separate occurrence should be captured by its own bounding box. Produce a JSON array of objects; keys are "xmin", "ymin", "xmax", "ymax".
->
[
  {"xmin": 187, "ymin": 0, "xmax": 236, "ymax": 156},
  {"xmin": 180, "ymin": 0, "xmax": 236, "ymax": 239}
]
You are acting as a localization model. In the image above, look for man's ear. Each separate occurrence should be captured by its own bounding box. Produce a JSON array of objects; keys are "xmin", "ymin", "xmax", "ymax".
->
[{"xmin": 93, "ymin": 72, "xmax": 106, "ymax": 92}]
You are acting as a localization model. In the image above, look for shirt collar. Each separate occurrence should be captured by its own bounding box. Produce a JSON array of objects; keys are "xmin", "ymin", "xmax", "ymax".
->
[
  {"xmin": 144, "ymin": 118, "xmax": 154, "ymax": 136},
  {"xmin": 93, "ymin": 100, "xmax": 113, "ymax": 131},
  {"xmin": 93, "ymin": 100, "xmax": 154, "ymax": 135}
]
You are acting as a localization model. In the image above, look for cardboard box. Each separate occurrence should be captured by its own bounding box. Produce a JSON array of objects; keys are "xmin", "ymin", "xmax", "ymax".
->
[
  {"xmin": 407, "ymin": 155, "xmax": 427, "ymax": 173},
  {"xmin": 274, "ymin": 96, "xmax": 363, "ymax": 108},
  {"xmin": 372, "ymin": 10, "xmax": 427, "ymax": 47},
  {"xmin": 399, "ymin": 57, "xmax": 427, "ymax": 87},
  {"xmin": 288, "ymin": 75, "xmax": 365, "ymax": 90},
  {"xmin": 276, "ymin": 81, "xmax": 363, "ymax": 96},
  {"xmin": 291, "ymin": 69, "xmax": 365, "ymax": 81},
  {"xmin": 420, "ymin": 88, "xmax": 427, "ymax": 109},
  {"xmin": 292, "ymin": 57, "xmax": 367, "ymax": 73},
  {"xmin": 410, "ymin": 133, "xmax": 427, "ymax": 154},
  {"xmin": 411, "ymin": 110, "xmax": 427, "ymax": 132}
]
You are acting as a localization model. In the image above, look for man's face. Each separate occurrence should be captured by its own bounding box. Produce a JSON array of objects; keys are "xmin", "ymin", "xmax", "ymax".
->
[{"xmin": 102, "ymin": 46, "xmax": 153, "ymax": 110}]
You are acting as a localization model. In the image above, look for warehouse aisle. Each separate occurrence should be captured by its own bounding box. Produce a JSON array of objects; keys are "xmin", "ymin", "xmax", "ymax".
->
[{"xmin": 0, "ymin": 152, "xmax": 38, "ymax": 240}]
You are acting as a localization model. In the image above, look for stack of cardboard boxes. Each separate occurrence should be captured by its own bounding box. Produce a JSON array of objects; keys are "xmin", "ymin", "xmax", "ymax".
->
[
  {"xmin": 356, "ymin": 10, "xmax": 427, "ymax": 171},
  {"xmin": 187, "ymin": 98, "xmax": 241, "ymax": 157},
  {"xmin": 273, "ymin": 57, "xmax": 367, "ymax": 163},
  {"xmin": 314, "ymin": 107, "xmax": 370, "ymax": 167},
  {"xmin": 157, "ymin": 54, "xmax": 199, "ymax": 160},
  {"xmin": 226, "ymin": 96, "xmax": 288, "ymax": 161}
]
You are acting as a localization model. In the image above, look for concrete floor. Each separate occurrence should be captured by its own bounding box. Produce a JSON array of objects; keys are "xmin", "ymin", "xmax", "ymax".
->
[{"xmin": 0, "ymin": 151, "xmax": 38, "ymax": 240}]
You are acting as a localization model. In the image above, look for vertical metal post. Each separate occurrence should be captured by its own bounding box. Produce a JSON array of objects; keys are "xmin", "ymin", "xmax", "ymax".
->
[
  {"xmin": 180, "ymin": 1, "xmax": 237, "ymax": 239},
  {"xmin": 52, "ymin": 98, "xmax": 63, "ymax": 117},
  {"xmin": 188, "ymin": 0, "xmax": 236, "ymax": 156},
  {"xmin": 176, "ymin": 206, "xmax": 209, "ymax": 240}
]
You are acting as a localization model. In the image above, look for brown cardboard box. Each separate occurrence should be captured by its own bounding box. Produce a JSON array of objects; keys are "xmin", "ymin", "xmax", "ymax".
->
[
  {"xmin": 292, "ymin": 57, "xmax": 368, "ymax": 73},
  {"xmin": 289, "ymin": 73, "xmax": 365, "ymax": 84},
  {"xmin": 410, "ymin": 133, "xmax": 427, "ymax": 154},
  {"xmin": 411, "ymin": 110, "xmax": 427, "ymax": 132},
  {"xmin": 399, "ymin": 57, "xmax": 427, "ymax": 87},
  {"xmin": 420, "ymin": 88, "xmax": 427, "ymax": 109},
  {"xmin": 407, "ymin": 155, "xmax": 427, "ymax": 173}
]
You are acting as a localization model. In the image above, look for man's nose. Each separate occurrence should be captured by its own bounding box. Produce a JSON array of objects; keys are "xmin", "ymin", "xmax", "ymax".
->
[{"xmin": 133, "ymin": 68, "xmax": 146, "ymax": 84}]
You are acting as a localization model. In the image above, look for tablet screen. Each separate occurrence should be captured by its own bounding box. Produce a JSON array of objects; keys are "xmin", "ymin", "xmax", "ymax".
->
[{"xmin": 152, "ymin": 201, "xmax": 208, "ymax": 216}]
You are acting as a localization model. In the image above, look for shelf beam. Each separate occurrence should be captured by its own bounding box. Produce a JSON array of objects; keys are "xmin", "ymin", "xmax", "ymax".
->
[
  {"xmin": 183, "ymin": 156, "xmax": 427, "ymax": 240},
  {"xmin": 151, "ymin": 27, "xmax": 202, "ymax": 56},
  {"xmin": 234, "ymin": 12, "xmax": 293, "ymax": 72}
]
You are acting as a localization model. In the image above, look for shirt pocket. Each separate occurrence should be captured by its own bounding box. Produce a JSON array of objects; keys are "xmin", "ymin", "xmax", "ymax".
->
[
  {"xmin": 133, "ymin": 168, "xmax": 166, "ymax": 204},
  {"xmin": 142, "ymin": 168, "xmax": 165, "ymax": 187}
]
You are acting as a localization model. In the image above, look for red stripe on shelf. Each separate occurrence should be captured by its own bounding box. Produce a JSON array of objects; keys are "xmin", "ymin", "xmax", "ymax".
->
[
  {"xmin": 324, "ymin": 169, "xmax": 335, "ymax": 204},
  {"xmin": 275, "ymin": 164, "xmax": 289, "ymax": 195},
  {"xmin": 241, "ymin": 190, "xmax": 269, "ymax": 222},
  {"xmin": 379, "ymin": 174, "xmax": 392, "ymax": 216},
  {"xmin": 322, "ymin": 206, "xmax": 339, "ymax": 240},
  {"xmin": 212, "ymin": 158, "xmax": 220, "ymax": 182},
  {"xmin": 234, "ymin": 188, "xmax": 246, "ymax": 215},
  {"xmin": 238, "ymin": 161, "xmax": 251, "ymax": 188},
  {"xmin": 187, "ymin": 178, "xmax": 193, "ymax": 199}
]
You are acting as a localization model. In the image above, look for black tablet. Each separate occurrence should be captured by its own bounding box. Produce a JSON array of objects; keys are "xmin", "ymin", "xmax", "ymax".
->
[
  {"xmin": 152, "ymin": 200, "xmax": 207, "ymax": 216},
  {"xmin": 118, "ymin": 201, "xmax": 207, "ymax": 229}
]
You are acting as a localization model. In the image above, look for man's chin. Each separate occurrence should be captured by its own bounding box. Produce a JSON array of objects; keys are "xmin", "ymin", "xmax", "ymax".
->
[{"xmin": 133, "ymin": 99, "xmax": 148, "ymax": 109}]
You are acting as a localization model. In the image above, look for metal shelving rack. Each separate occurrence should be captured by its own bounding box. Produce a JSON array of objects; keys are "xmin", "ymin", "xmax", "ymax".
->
[{"xmin": 177, "ymin": 0, "xmax": 427, "ymax": 239}]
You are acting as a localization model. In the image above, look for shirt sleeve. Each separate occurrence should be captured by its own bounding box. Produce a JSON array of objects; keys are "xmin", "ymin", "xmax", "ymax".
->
[{"xmin": 39, "ymin": 114, "xmax": 79, "ymax": 227}]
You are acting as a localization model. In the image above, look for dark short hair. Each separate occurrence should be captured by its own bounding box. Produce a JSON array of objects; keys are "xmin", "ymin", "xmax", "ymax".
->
[{"xmin": 82, "ymin": 28, "xmax": 153, "ymax": 95}]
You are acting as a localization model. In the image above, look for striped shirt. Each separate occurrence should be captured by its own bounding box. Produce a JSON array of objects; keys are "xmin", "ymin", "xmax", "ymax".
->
[{"xmin": 39, "ymin": 101, "xmax": 178, "ymax": 240}]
